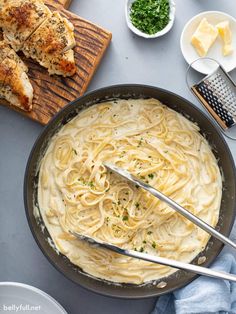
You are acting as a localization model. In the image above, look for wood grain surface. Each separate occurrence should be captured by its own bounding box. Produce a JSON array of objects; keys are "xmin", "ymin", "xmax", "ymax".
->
[
  {"xmin": 52, "ymin": 0, "xmax": 71, "ymax": 9},
  {"xmin": 0, "ymin": 0, "xmax": 112, "ymax": 124}
]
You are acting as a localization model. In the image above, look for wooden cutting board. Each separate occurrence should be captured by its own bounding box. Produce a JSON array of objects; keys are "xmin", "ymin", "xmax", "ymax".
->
[
  {"xmin": 0, "ymin": 0, "xmax": 112, "ymax": 124},
  {"xmin": 54, "ymin": 0, "xmax": 71, "ymax": 9}
]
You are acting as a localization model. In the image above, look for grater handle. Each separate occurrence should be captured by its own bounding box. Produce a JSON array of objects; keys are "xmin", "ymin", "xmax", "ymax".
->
[{"xmin": 185, "ymin": 57, "xmax": 221, "ymax": 90}]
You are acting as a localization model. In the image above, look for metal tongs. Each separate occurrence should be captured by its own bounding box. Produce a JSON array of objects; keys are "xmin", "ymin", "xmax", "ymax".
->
[{"xmin": 71, "ymin": 163, "xmax": 236, "ymax": 283}]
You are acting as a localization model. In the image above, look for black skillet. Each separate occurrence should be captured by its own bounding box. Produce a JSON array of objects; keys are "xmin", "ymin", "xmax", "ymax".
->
[{"xmin": 24, "ymin": 84, "xmax": 236, "ymax": 299}]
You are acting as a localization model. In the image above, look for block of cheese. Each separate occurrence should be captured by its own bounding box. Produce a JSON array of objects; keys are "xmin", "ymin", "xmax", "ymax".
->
[
  {"xmin": 191, "ymin": 18, "xmax": 218, "ymax": 57},
  {"xmin": 216, "ymin": 21, "xmax": 233, "ymax": 56}
]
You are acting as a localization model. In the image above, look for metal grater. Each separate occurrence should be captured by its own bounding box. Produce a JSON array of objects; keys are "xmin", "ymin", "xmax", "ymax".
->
[{"xmin": 190, "ymin": 63, "xmax": 236, "ymax": 131}]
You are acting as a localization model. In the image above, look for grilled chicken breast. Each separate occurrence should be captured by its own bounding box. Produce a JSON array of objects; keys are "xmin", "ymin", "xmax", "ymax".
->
[
  {"xmin": 0, "ymin": 0, "xmax": 7, "ymax": 9},
  {"xmin": 23, "ymin": 11, "xmax": 75, "ymax": 56},
  {"xmin": 0, "ymin": 41, "xmax": 27, "ymax": 72},
  {"xmin": 0, "ymin": 65, "xmax": 33, "ymax": 111},
  {"xmin": 41, "ymin": 48, "xmax": 76, "ymax": 76},
  {"xmin": 0, "ymin": 0, "xmax": 76, "ymax": 110},
  {"xmin": 0, "ymin": 42, "xmax": 33, "ymax": 111},
  {"xmin": 0, "ymin": 0, "xmax": 51, "ymax": 51},
  {"xmin": 22, "ymin": 11, "xmax": 76, "ymax": 76}
]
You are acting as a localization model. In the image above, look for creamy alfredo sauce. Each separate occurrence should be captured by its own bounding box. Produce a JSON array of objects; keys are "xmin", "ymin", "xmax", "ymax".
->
[{"xmin": 38, "ymin": 99, "xmax": 222, "ymax": 284}]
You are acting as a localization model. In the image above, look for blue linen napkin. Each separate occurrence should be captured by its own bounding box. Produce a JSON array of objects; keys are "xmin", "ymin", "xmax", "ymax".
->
[{"xmin": 151, "ymin": 221, "xmax": 236, "ymax": 314}]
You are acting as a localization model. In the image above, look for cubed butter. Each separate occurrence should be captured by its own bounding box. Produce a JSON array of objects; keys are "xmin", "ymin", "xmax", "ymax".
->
[
  {"xmin": 216, "ymin": 21, "xmax": 233, "ymax": 56},
  {"xmin": 191, "ymin": 18, "xmax": 218, "ymax": 57},
  {"xmin": 223, "ymin": 44, "xmax": 233, "ymax": 56}
]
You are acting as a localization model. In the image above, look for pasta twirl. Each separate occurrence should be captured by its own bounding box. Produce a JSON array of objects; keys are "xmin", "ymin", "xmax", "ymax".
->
[{"xmin": 38, "ymin": 99, "xmax": 222, "ymax": 284}]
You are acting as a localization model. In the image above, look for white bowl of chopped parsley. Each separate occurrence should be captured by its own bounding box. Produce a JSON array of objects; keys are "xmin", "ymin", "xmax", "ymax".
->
[{"xmin": 126, "ymin": 0, "xmax": 175, "ymax": 38}]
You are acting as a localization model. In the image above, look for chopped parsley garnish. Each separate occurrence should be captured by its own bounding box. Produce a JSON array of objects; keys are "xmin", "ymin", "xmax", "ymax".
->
[
  {"xmin": 123, "ymin": 215, "xmax": 129, "ymax": 221},
  {"xmin": 130, "ymin": 0, "xmax": 170, "ymax": 35},
  {"xmin": 135, "ymin": 202, "xmax": 140, "ymax": 208},
  {"xmin": 73, "ymin": 149, "xmax": 77, "ymax": 155},
  {"xmin": 139, "ymin": 247, "xmax": 144, "ymax": 252},
  {"xmin": 152, "ymin": 241, "xmax": 156, "ymax": 249},
  {"xmin": 88, "ymin": 181, "xmax": 94, "ymax": 188},
  {"xmin": 148, "ymin": 173, "xmax": 154, "ymax": 179},
  {"xmin": 78, "ymin": 178, "xmax": 95, "ymax": 189},
  {"xmin": 147, "ymin": 231, "xmax": 153, "ymax": 235}
]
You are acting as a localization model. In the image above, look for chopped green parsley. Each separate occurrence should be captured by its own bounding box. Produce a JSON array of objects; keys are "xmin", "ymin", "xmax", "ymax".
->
[
  {"xmin": 88, "ymin": 181, "xmax": 94, "ymax": 188},
  {"xmin": 130, "ymin": 0, "xmax": 170, "ymax": 35},
  {"xmin": 122, "ymin": 215, "xmax": 129, "ymax": 221}
]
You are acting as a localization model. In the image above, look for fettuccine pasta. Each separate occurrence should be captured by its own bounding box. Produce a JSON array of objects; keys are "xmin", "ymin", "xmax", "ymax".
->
[{"xmin": 38, "ymin": 98, "xmax": 222, "ymax": 284}]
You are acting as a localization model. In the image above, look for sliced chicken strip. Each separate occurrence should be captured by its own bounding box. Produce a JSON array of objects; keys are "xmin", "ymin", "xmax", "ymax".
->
[
  {"xmin": 0, "ymin": 58, "xmax": 15, "ymax": 86},
  {"xmin": 24, "ymin": 47, "xmax": 76, "ymax": 77},
  {"xmin": 0, "ymin": 41, "xmax": 27, "ymax": 72},
  {"xmin": 0, "ymin": 43, "xmax": 33, "ymax": 111},
  {"xmin": 0, "ymin": 67, "xmax": 33, "ymax": 111},
  {"xmin": 22, "ymin": 11, "xmax": 76, "ymax": 76},
  {"xmin": 0, "ymin": 0, "xmax": 12, "ymax": 9},
  {"xmin": 23, "ymin": 11, "xmax": 75, "ymax": 56},
  {"xmin": 0, "ymin": 0, "xmax": 7, "ymax": 9},
  {"xmin": 0, "ymin": 0, "xmax": 51, "ymax": 51},
  {"xmin": 42, "ymin": 49, "xmax": 76, "ymax": 76}
]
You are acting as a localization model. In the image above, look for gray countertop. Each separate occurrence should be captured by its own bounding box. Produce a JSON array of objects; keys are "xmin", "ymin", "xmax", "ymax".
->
[{"xmin": 1, "ymin": 0, "xmax": 236, "ymax": 313}]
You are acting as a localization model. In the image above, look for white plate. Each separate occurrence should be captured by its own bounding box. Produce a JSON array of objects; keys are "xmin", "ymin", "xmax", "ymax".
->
[
  {"xmin": 0, "ymin": 282, "xmax": 67, "ymax": 314},
  {"xmin": 180, "ymin": 11, "xmax": 236, "ymax": 74}
]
